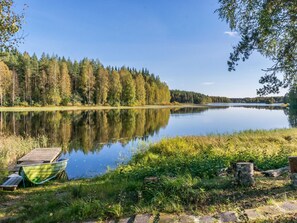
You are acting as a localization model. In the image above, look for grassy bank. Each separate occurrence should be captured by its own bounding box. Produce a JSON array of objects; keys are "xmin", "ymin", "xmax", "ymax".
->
[
  {"xmin": 0, "ymin": 104, "xmax": 202, "ymax": 112},
  {"xmin": 1, "ymin": 129, "xmax": 297, "ymax": 222}
]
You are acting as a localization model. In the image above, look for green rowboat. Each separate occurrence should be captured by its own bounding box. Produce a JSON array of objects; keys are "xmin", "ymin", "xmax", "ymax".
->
[{"xmin": 19, "ymin": 159, "xmax": 68, "ymax": 185}]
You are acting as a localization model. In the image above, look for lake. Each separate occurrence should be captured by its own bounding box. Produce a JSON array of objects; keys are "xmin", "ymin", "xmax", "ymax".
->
[{"xmin": 1, "ymin": 105, "xmax": 295, "ymax": 179}]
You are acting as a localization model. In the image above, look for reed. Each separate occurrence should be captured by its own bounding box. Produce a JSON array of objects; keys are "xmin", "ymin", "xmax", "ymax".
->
[{"xmin": 0, "ymin": 135, "xmax": 48, "ymax": 181}]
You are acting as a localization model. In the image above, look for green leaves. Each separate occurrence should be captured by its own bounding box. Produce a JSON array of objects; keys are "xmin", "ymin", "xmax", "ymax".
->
[
  {"xmin": 217, "ymin": 0, "xmax": 297, "ymax": 95},
  {"xmin": 0, "ymin": 0, "xmax": 25, "ymax": 50}
]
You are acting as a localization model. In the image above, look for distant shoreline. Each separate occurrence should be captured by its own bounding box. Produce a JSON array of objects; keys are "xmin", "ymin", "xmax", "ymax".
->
[{"xmin": 0, "ymin": 104, "xmax": 205, "ymax": 112}]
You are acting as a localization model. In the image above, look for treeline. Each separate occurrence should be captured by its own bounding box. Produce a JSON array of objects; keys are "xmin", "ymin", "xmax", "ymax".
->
[
  {"xmin": 170, "ymin": 90, "xmax": 285, "ymax": 104},
  {"xmin": 230, "ymin": 97, "xmax": 284, "ymax": 104},
  {"xmin": 170, "ymin": 90, "xmax": 231, "ymax": 104},
  {"xmin": 0, "ymin": 50, "xmax": 170, "ymax": 106}
]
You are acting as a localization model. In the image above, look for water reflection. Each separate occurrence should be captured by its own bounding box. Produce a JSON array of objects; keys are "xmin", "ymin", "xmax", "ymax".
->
[
  {"xmin": 0, "ymin": 109, "xmax": 173, "ymax": 153},
  {"xmin": 284, "ymin": 107, "xmax": 297, "ymax": 127},
  {"xmin": 0, "ymin": 106, "xmax": 294, "ymax": 179}
]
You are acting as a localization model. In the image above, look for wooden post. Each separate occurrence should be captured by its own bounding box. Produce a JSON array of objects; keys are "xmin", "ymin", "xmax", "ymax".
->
[
  {"xmin": 235, "ymin": 162, "xmax": 255, "ymax": 187},
  {"xmin": 289, "ymin": 157, "xmax": 297, "ymax": 187}
]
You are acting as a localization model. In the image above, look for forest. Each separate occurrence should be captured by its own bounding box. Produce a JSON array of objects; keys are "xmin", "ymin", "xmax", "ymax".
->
[
  {"xmin": 0, "ymin": 50, "xmax": 170, "ymax": 106},
  {"xmin": 170, "ymin": 90, "xmax": 285, "ymax": 104}
]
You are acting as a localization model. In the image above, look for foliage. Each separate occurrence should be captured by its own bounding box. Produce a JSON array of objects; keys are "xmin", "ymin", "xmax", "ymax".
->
[
  {"xmin": 170, "ymin": 89, "xmax": 284, "ymax": 104},
  {"xmin": 217, "ymin": 0, "xmax": 297, "ymax": 95},
  {"xmin": 0, "ymin": 0, "xmax": 25, "ymax": 50},
  {"xmin": 0, "ymin": 51, "xmax": 170, "ymax": 106}
]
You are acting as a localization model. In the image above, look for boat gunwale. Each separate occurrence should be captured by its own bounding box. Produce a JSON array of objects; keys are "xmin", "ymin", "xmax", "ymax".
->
[{"xmin": 19, "ymin": 159, "xmax": 68, "ymax": 167}]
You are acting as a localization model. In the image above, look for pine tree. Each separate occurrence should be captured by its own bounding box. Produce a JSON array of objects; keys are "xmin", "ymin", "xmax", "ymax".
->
[
  {"xmin": 108, "ymin": 70, "xmax": 122, "ymax": 106},
  {"xmin": 22, "ymin": 52, "xmax": 32, "ymax": 104},
  {"xmin": 47, "ymin": 58, "xmax": 61, "ymax": 105},
  {"xmin": 120, "ymin": 68, "xmax": 136, "ymax": 106},
  {"xmin": 60, "ymin": 62, "xmax": 72, "ymax": 105},
  {"xmin": 31, "ymin": 53, "xmax": 39, "ymax": 105},
  {"xmin": 95, "ymin": 66, "xmax": 109, "ymax": 105},
  {"xmin": 135, "ymin": 74, "xmax": 146, "ymax": 105},
  {"xmin": 80, "ymin": 59, "xmax": 95, "ymax": 105},
  {"xmin": 0, "ymin": 61, "xmax": 12, "ymax": 106}
]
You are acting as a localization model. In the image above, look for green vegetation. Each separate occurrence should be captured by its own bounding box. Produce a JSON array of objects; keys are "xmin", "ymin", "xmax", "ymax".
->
[
  {"xmin": 0, "ymin": 51, "xmax": 170, "ymax": 107},
  {"xmin": 1, "ymin": 129, "xmax": 297, "ymax": 222},
  {"xmin": 0, "ymin": 0, "xmax": 24, "ymax": 50},
  {"xmin": 170, "ymin": 89, "xmax": 285, "ymax": 104},
  {"xmin": 217, "ymin": 0, "xmax": 297, "ymax": 95},
  {"xmin": 0, "ymin": 135, "xmax": 47, "ymax": 181}
]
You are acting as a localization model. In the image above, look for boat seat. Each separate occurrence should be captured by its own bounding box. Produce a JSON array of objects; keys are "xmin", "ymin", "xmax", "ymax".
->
[{"xmin": 0, "ymin": 175, "xmax": 23, "ymax": 191}]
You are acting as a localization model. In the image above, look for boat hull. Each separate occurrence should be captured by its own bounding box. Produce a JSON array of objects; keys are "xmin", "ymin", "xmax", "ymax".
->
[{"xmin": 19, "ymin": 159, "xmax": 68, "ymax": 185}]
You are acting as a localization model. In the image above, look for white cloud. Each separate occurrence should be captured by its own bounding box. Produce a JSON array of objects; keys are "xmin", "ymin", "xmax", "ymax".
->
[
  {"xmin": 224, "ymin": 31, "xmax": 238, "ymax": 37},
  {"xmin": 202, "ymin": 82, "xmax": 215, "ymax": 86}
]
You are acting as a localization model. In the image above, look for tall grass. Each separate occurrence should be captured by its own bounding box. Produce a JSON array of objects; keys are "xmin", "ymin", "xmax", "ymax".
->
[{"xmin": 0, "ymin": 135, "xmax": 48, "ymax": 180}]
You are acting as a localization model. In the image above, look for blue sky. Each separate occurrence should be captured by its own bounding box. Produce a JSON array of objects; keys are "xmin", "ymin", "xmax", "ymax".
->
[{"xmin": 15, "ymin": 0, "xmax": 284, "ymax": 97}]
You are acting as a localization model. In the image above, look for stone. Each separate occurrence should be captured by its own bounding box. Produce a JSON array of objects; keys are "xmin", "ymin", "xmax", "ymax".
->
[
  {"xmin": 219, "ymin": 211, "xmax": 238, "ymax": 222},
  {"xmin": 198, "ymin": 216, "xmax": 217, "ymax": 223},
  {"xmin": 257, "ymin": 205, "xmax": 282, "ymax": 217},
  {"xmin": 235, "ymin": 162, "xmax": 255, "ymax": 187},
  {"xmin": 244, "ymin": 209, "xmax": 263, "ymax": 220},
  {"xmin": 279, "ymin": 201, "xmax": 297, "ymax": 213},
  {"xmin": 134, "ymin": 214, "xmax": 153, "ymax": 223},
  {"xmin": 158, "ymin": 214, "xmax": 180, "ymax": 223},
  {"xmin": 289, "ymin": 156, "xmax": 297, "ymax": 173},
  {"xmin": 179, "ymin": 215, "xmax": 200, "ymax": 223},
  {"xmin": 118, "ymin": 217, "xmax": 133, "ymax": 223},
  {"xmin": 291, "ymin": 173, "xmax": 297, "ymax": 187}
]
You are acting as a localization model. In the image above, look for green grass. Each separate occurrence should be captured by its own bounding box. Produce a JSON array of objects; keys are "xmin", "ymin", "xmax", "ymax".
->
[{"xmin": 1, "ymin": 128, "xmax": 297, "ymax": 222}]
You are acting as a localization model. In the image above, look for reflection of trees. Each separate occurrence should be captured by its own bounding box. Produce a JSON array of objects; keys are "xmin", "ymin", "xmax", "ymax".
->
[
  {"xmin": 0, "ymin": 106, "xmax": 289, "ymax": 153},
  {"xmin": 170, "ymin": 107, "xmax": 209, "ymax": 114},
  {"xmin": 284, "ymin": 107, "xmax": 297, "ymax": 127},
  {"xmin": 0, "ymin": 109, "xmax": 170, "ymax": 153}
]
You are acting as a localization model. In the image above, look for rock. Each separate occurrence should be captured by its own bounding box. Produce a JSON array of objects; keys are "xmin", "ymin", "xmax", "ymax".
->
[
  {"xmin": 179, "ymin": 215, "xmax": 200, "ymax": 223},
  {"xmin": 134, "ymin": 214, "xmax": 153, "ymax": 223},
  {"xmin": 261, "ymin": 166, "xmax": 289, "ymax": 177},
  {"xmin": 257, "ymin": 205, "xmax": 282, "ymax": 217},
  {"xmin": 279, "ymin": 201, "xmax": 297, "ymax": 212},
  {"xmin": 198, "ymin": 216, "xmax": 217, "ymax": 223},
  {"xmin": 219, "ymin": 211, "xmax": 238, "ymax": 222},
  {"xmin": 158, "ymin": 213, "xmax": 179, "ymax": 223},
  {"xmin": 118, "ymin": 217, "xmax": 133, "ymax": 223},
  {"xmin": 244, "ymin": 209, "xmax": 263, "ymax": 220}
]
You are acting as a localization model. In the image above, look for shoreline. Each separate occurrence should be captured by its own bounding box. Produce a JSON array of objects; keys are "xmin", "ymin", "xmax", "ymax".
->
[
  {"xmin": 0, "ymin": 104, "xmax": 205, "ymax": 112},
  {"xmin": 1, "ymin": 128, "xmax": 297, "ymax": 222}
]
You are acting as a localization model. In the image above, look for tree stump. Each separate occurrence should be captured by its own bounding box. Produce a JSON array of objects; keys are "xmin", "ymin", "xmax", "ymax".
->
[
  {"xmin": 235, "ymin": 162, "xmax": 255, "ymax": 187},
  {"xmin": 289, "ymin": 157, "xmax": 297, "ymax": 187}
]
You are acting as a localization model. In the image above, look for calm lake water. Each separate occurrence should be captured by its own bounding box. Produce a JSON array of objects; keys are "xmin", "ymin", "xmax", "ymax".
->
[{"xmin": 1, "ymin": 105, "xmax": 296, "ymax": 179}]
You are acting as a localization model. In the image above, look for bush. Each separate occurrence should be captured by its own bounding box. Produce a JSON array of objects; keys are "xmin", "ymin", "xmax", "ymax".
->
[{"xmin": 19, "ymin": 101, "xmax": 29, "ymax": 107}]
